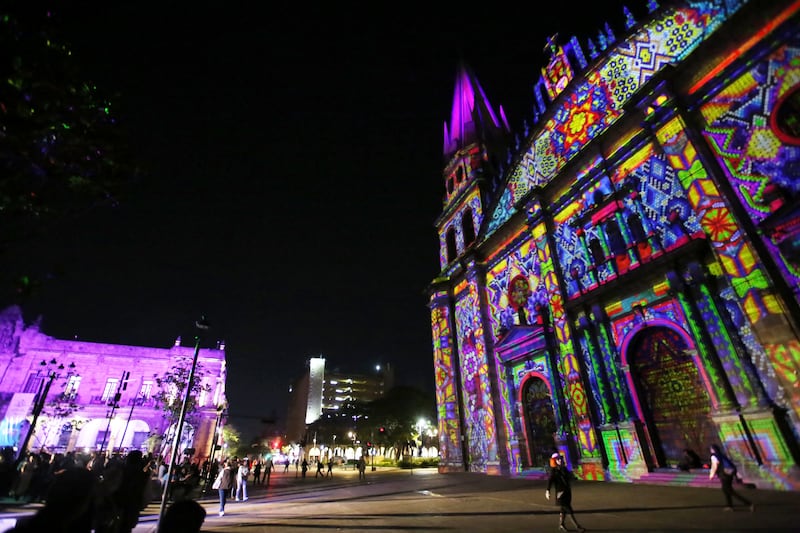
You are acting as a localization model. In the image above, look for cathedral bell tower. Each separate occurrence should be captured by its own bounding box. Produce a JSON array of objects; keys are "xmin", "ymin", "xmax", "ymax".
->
[{"xmin": 437, "ymin": 62, "xmax": 512, "ymax": 270}]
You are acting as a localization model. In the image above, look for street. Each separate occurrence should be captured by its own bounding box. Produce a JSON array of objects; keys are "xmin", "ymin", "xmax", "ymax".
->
[
  {"xmin": 135, "ymin": 467, "xmax": 799, "ymax": 532},
  {"xmin": 3, "ymin": 466, "xmax": 799, "ymax": 532}
]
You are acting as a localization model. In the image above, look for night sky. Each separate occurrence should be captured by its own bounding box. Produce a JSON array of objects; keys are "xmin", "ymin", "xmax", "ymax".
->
[{"xmin": 4, "ymin": 0, "xmax": 632, "ymax": 438}]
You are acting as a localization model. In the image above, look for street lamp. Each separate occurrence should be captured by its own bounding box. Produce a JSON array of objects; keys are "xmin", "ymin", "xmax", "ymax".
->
[
  {"xmin": 157, "ymin": 316, "xmax": 210, "ymax": 529},
  {"xmin": 17, "ymin": 359, "xmax": 76, "ymax": 460},
  {"xmin": 202, "ymin": 404, "xmax": 226, "ymax": 494},
  {"xmin": 348, "ymin": 431, "xmax": 356, "ymax": 468}
]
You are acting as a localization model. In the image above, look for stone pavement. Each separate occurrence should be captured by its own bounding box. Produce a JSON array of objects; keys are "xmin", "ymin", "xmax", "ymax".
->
[{"xmin": 2, "ymin": 466, "xmax": 799, "ymax": 532}]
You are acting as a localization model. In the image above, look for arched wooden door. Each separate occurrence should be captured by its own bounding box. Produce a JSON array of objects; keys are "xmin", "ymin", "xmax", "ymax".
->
[
  {"xmin": 629, "ymin": 326, "xmax": 716, "ymax": 467},
  {"xmin": 523, "ymin": 377, "xmax": 557, "ymax": 468}
]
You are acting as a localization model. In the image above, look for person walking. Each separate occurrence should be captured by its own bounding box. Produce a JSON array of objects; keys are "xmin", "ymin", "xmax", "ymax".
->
[
  {"xmin": 214, "ymin": 460, "xmax": 235, "ymax": 517},
  {"xmin": 546, "ymin": 453, "xmax": 585, "ymax": 532},
  {"xmin": 357, "ymin": 455, "xmax": 367, "ymax": 480},
  {"xmin": 234, "ymin": 458, "xmax": 249, "ymax": 501},
  {"xmin": 709, "ymin": 444, "xmax": 754, "ymax": 512},
  {"xmin": 326, "ymin": 457, "xmax": 334, "ymax": 478},
  {"xmin": 264, "ymin": 457, "xmax": 273, "ymax": 485},
  {"xmin": 253, "ymin": 460, "xmax": 262, "ymax": 485},
  {"xmin": 315, "ymin": 459, "xmax": 325, "ymax": 478},
  {"xmin": 301, "ymin": 458, "xmax": 308, "ymax": 479}
]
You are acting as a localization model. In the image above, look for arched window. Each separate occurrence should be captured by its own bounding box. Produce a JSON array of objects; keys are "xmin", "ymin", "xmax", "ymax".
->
[
  {"xmin": 462, "ymin": 208, "xmax": 476, "ymax": 246},
  {"xmin": 605, "ymin": 220, "xmax": 626, "ymax": 256},
  {"xmin": 628, "ymin": 213, "xmax": 647, "ymax": 242},
  {"xmin": 446, "ymin": 227, "xmax": 458, "ymax": 263},
  {"xmin": 589, "ymin": 238, "xmax": 606, "ymax": 265}
]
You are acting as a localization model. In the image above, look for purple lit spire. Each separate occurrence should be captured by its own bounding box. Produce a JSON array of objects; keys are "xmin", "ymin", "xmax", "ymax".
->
[{"xmin": 443, "ymin": 62, "xmax": 510, "ymax": 157}]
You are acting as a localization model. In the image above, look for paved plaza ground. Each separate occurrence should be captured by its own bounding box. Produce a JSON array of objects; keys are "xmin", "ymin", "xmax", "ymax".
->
[{"xmin": 2, "ymin": 466, "xmax": 799, "ymax": 532}]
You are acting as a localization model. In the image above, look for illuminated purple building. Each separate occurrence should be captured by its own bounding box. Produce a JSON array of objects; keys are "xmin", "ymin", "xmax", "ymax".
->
[
  {"xmin": 0, "ymin": 306, "xmax": 227, "ymax": 463},
  {"xmin": 428, "ymin": 0, "xmax": 800, "ymax": 490}
]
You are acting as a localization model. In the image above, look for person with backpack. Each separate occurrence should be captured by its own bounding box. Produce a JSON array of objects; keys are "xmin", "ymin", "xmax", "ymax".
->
[{"xmin": 709, "ymin": 444, "xmax": 754, "ymax": 512}]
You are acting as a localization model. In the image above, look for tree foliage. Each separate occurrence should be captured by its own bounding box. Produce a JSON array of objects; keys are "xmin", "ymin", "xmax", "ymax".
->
[
  {"xmin": 361, "ymin": 386, "xmax": 436, "ymax": 460},
  {"xmin": 304, "ymin": 386, "xmax": 435, "ymax": 460},
  {"xmin": 0, "ymin": 5, "xmax": 140, "ymax": 237},
  {"xmin": 221, "ymin": 424, "xmax": 243, "ymax": 458},
  {"xmin": 0, "ymin": 4, "xmax": 143, "ymax": 306},
  {"xmin": 153, "ymin": 355, "xmax": 211, "ymax": 436}
]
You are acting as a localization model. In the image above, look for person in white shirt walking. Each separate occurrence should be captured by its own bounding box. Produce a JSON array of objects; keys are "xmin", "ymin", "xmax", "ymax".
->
[{"xmin": 233, "ymin": 457, "xmax": 249, "ymax": 502}]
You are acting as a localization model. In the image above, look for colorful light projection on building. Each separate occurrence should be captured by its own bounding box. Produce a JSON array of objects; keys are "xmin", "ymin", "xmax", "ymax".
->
[
  {"xmin": 530, "ymin": 219, "xmax": 601, "ymax": 474},
  {"xmin": 698, "ymin": 31, "xmax": 800, "ymax": 423},
  {"xmin": 438, "ymin": 188, "xmax": 483, "ymax": 269},
  {"xmin": 485, "ymin": 240, "xmax": 544, "ymax": 338},
  {"xmin": 488, "ymin": 1, "xmax": 745, "ymax": 235},
  {"xmin": 700, "ymin": 36, "xmax": 800, "ymax": 294},
  {"xmin": 430, "ymin": 296, "xmax": 462, "ymax": 467},
  {"xmin": 453, "ymin": 276, "xmax": 497, "ymax": 471}
]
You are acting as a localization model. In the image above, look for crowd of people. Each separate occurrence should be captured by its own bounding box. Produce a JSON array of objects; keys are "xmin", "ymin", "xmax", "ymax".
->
[
  {"xmin": 2, "ymin": 444, "xmax": 754, "ymax": 532},
  {"xmin": 0, "ymin": 446, "xmax": 221, "ymax": 532}
]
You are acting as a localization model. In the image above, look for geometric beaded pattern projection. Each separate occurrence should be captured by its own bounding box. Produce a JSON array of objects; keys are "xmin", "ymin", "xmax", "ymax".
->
[
  {"xmin": 701, "ymin": 37, "xmax": 800, "ymax": 286},
  {"xmin": 487, "ymin": 2, "xmax": 735, "ymax": 236},
  {"xmin": 554, "ymin": 147, "xmax": 700, "ymax": 298}
]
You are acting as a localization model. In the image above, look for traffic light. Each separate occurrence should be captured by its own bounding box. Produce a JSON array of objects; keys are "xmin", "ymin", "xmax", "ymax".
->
[
  {"xmin": 379, "ymin": 427, "xmax": 385, "ymax": 434},
  {"xmin": 366, "ymin": 441, "xmax": 372, "ymax": 448}
]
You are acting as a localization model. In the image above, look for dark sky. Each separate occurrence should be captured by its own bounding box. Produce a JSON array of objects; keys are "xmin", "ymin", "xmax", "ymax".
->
[{"xmin": 5, "ymin": 0, "xmax": 632, "ymax": 438}]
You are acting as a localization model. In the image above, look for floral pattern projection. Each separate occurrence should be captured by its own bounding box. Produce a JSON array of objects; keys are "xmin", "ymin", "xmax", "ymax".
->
[
  {"xmin": 486, "ymin": 1, "xmax": 741, "ymax": 236},
  {"xmin": 485, "ymin": 238, "xmax": 548, "ymax": 472},
  {"xmin": 430, "ymin": 296, "xmax": 463, "ymax": 469},
  {"xmin": 453, "ymin": 276, "xmax": 497, "ymax": 471},
  {"xmin": 699, "ymin": 35, "xmax": 800, "ymax": 421}
]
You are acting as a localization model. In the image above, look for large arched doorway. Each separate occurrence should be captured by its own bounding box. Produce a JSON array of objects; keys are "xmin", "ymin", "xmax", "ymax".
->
[
  {"xmin": 629, "ymin": 326, "xmax": 716, "ymax": 467},
  {"xmin": 523, "ymin": 377, "xmax": 557, "ymax": 468}
]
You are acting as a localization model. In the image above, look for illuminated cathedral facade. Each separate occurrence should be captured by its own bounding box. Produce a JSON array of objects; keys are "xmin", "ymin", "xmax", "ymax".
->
[{"xmin": 428, "ymin": 0, "xmax": 800, "ymax": 490}]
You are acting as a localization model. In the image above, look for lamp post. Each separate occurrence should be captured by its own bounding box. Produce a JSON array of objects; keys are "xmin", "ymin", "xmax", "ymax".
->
[
  {"xmin": 157, "ymin": 316, "xmax": 210, "ymax": 529},
  {"xmin": 99, "ymin": 370, "xmax": 129, "ymax": 455},
  {"xmin": 348, "ymin": 431, "xmax": 356, "ymax": 469},
  {"xmin": 202, "ymin": 404, "xmax": 226, "ymax": 494},
  {"xmin": 17, "ymin": 359, "xmax": 76, "ymax": 461}
]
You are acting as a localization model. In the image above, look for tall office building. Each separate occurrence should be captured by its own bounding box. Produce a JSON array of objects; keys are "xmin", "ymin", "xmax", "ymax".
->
[{"xmin": 286, "ymin": 356, "xmax": 394, "ymax": 443}]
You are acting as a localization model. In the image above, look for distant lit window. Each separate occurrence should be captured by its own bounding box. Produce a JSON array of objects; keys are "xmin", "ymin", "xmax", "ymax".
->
[
  {"xmin": 139, "ymin": 381, "xmax": 153, "ymax": 400},
  {"xmin": 101, "ymin": 379, "xmax": 119, "ymax": 402},
  {"xmin": 167, "ymin": 383, "xmax": 178, "ymax": 406},
  {"xmin": 23, "ymin": 374, "xmax": 44, "ymax": 394},
  {"xmin": 65, "ymin": 375, "xmax": 81, "ymax": 399}
]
